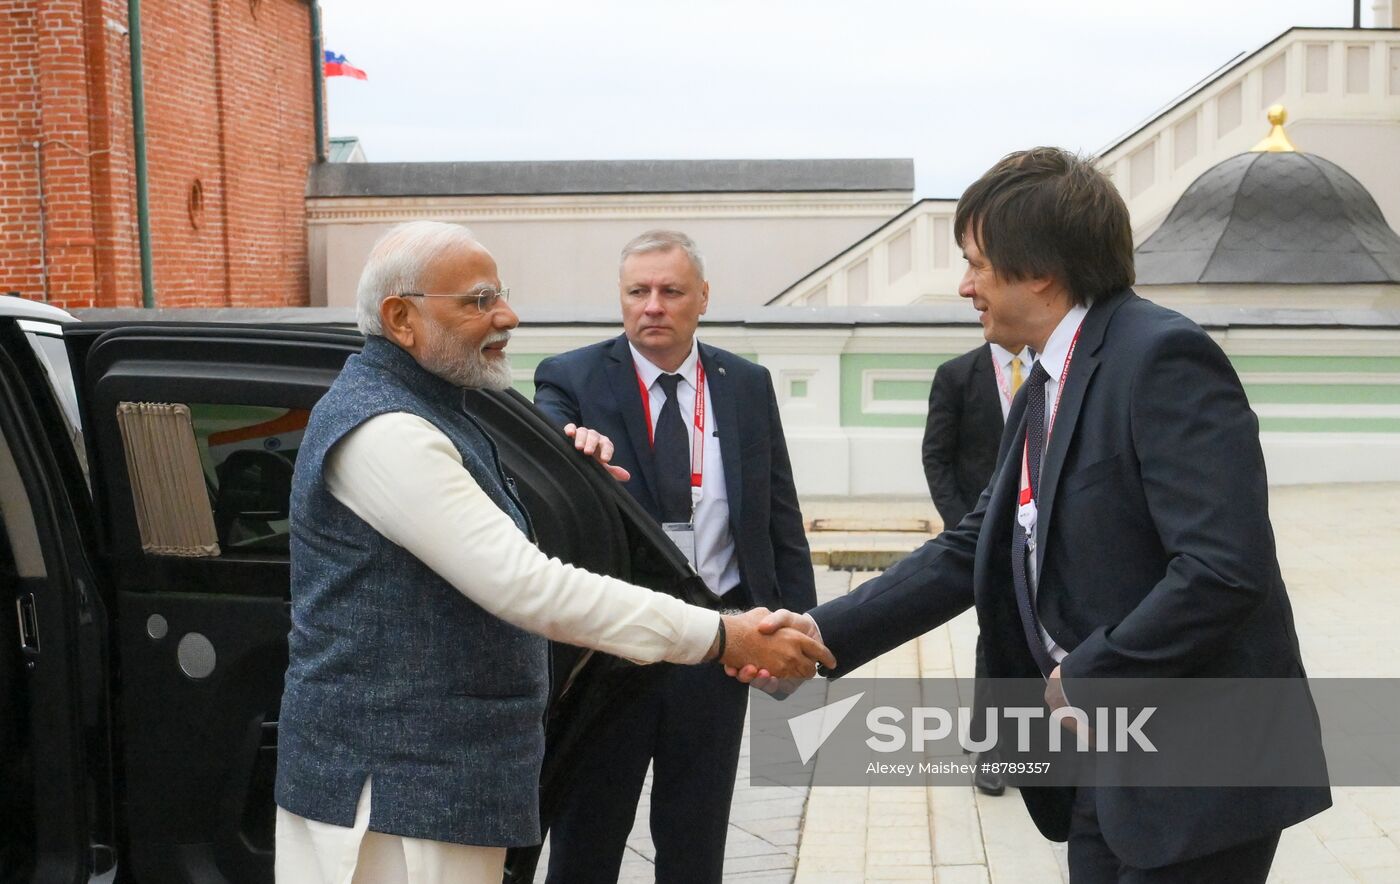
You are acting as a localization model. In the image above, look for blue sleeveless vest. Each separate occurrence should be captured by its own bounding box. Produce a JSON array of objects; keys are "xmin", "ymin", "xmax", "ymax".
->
[{"xmin": 275, "ymin": 335, "xmax": 549, "ymax": 846}]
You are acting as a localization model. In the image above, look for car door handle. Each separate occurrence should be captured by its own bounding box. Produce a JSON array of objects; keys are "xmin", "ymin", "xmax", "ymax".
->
[{"xmin": 15, "ymin": 592, "xmax": 39, "ymax": 657}]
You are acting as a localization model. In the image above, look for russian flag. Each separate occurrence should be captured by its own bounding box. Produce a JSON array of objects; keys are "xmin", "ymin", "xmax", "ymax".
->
[{"xmin": 324, "ymin": 50, "xmax": 367, "ymax": 80}]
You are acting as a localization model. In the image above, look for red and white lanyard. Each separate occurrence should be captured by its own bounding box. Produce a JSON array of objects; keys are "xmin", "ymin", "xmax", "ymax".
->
[
  {"xmin": 1018, "ymin": 325, "xmax": 1083, "ymax": 508},
  {"xmin": 989, "ymin": 353, "xmax": 1017, "ymax": 409},
  {"xmin": 636, "ymin": 360, "xmax": 706, "ymax": 491}
]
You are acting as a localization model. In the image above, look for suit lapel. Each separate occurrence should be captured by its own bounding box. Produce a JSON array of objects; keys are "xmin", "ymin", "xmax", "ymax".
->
[
  {"xmin": 1033, "ymin": 291, "xmax": 1131, "ymax": 576},
  {"xmin": 605, "ymin": 335, "xmax": 661, "ymax": 511},
  {"xmin": 700, "ymin": 344, "xmax": 744, "ymax": 528}
]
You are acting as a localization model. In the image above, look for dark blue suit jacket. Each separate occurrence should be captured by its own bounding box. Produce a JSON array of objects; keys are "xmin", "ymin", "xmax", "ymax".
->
[
  {"xmin": 810, "ymin": 290, "xmax": 1329, "ymax": 868},
  {"xmin": 533, "ymin": 334, "xmax": 815, "ymax": 613}
]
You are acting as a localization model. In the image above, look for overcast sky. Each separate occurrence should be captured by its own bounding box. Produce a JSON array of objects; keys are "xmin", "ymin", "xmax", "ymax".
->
[{"xmin": 321, "ymin": 1, "xmax": 1366, "ymax": 197}]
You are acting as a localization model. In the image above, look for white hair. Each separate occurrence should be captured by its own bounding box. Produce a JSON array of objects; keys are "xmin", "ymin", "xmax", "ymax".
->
[
  {"xmin": 618, "ymin": 229, "xmax": 706, "ymax": 280},
  {"xmin": 355, "ymin": 221, "xmax": 481, "ymax": 335}
]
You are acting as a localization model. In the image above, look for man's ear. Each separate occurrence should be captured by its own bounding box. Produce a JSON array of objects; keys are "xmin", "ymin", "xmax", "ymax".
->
[
  {"xmin": 379, "ymin": 296, "xmax": 416, "ymax": 349},
  {"xmin": 1028, "ymin": 275, "xmax": 1063, "ymax": 300},
  {"xmin": 699, "ymin": 281, "xmax": 710, "ymax": 316}
]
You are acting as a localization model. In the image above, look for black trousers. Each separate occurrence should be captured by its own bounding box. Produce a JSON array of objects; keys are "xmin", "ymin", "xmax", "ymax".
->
[
  {"xmin": 968, "ymin": 635, "xmax": 994, "ymax": 746},
  {"xmin": 1068, "ymin": 787, "xmax": 1281, "ymax": 883},
  {"xmin": 545, "ymin": 635, "xmax": 748, "ymax": 883}
]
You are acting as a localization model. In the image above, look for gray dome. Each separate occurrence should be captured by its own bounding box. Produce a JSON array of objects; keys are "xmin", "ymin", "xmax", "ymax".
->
[{"xmin": 1134, "ymin": 151, "xmax": 1400, "ymax": 285}]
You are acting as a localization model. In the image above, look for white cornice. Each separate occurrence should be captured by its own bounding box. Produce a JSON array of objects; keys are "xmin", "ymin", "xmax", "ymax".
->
[
  {"xmin": 306, "ymin": 191, "xmax": 911, "ymax": 225},
  {"xmin": 843, "ymin": 326, "xmax": 986, "ymax": 355},
  {"xmin": 1218, "ymin": 327, "xmax": 1400, "ymax": 356}
]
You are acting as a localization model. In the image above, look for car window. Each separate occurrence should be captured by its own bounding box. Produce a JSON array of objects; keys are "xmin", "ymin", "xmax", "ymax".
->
[
  {"xmin": 22, "ymin": 325, "xmax": 87, "ymax": 482},
  {"xmin": 0, "ymin": 426, "xmax": 46, "ymax": 580},
  {"xmin": 115, "ymin": 402, "xmax": 307, "ymax": 558},
  {"xmin": 189, "ymin": 404, "xmax": 307, "ymax": 555}
]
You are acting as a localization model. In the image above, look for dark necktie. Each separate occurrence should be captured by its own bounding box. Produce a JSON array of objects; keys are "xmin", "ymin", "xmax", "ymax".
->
[
  {"xmin": 1011, "ymin": 360, "xmax": 1057, "ymax": 677},
  {"xmin": 653, "ymin": 373, "xmax": 692, "ymax": 523}
]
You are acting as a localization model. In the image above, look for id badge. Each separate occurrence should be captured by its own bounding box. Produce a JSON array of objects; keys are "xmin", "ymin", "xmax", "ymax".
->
[
  {"xmin": 662, "ymin": 521, "xmax": 698, "ymax": 570},
  {"xmin": 1017, "ymin": 499, "xmax": 1038, "ymax": 556}
]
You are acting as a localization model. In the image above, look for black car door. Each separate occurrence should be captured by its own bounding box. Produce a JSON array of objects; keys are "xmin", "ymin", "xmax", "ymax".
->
[
  {"xmin": 60, "ymin": 321, "xmax": 710, "ymax": 884},
  {"xmin": 0, "ymin": 316, "xmax": 116, "ymax": 884}
]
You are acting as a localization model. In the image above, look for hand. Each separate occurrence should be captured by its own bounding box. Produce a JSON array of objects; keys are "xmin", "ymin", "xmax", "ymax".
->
[
  {"xmin": 1044, "ymin": 665, "xmax": 1067, "ymax": 711},
  {"xmin": 722, "ymin": 609, "xmax": 830, "ymax": 686},
  {"xmin": 564, "ymin": 423, "xmax": 630, "ymax": 481},
  {"xmin": 718, "ymin": 608, "xmax": 835, "ymax": 681},
  {"xmin": 1045, "ymin": 664, "xmax": 1093, "ymax": 741}
]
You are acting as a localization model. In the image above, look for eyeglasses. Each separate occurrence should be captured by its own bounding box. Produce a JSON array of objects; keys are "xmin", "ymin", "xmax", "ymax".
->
[{"xmin": 398, "ymin": 287, "xmax": 511, "ymax": 314}]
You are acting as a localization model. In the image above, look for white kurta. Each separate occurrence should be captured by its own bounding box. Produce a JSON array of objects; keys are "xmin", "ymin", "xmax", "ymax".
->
[{"xmin": 276, "ymin": 411, "xmax": 721, "ymax": 883}]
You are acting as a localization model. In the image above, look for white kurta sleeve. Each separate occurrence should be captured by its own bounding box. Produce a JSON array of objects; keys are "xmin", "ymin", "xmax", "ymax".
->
[{"xmin": 322, "ymin": 411, "xmax": 719, "ymax": 665}]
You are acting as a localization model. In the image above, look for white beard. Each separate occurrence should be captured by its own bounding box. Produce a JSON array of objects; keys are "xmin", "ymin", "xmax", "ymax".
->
[{"xmin": 417, "ymin": 319, "xmax": 513, "ymax": 391}]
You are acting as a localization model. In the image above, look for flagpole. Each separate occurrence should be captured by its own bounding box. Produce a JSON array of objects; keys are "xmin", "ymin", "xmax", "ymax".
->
[
  {"xmin": 127, "ymin": 0, "xmax": 156, "ymax": 307},
  {"xmin": 308, "ymin": 2, "xmax": 327, "ymax": 163}
]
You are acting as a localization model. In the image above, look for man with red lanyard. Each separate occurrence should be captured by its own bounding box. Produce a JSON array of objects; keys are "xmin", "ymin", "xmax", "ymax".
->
[
  {"xmin": 742, "ymin": 149, "xmax": 1328, "ymax": 883},
  {"xmin": 533, "ymin": 229, "xmax": 816, "ymax": 883}
]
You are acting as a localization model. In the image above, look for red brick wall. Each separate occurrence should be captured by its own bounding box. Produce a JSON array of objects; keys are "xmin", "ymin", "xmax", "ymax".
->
[
  {"xmin": 1, "ymin": 3, "xmax": 47, "ymax": 300},
  {"xmin": 0, "ymin": 0, "xmax": 314, "ymax": 309}
]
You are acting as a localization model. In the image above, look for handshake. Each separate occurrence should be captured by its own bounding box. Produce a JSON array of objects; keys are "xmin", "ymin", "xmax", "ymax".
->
[{"xmin": 712, "ymin": 608, "xmax": 830, "ymax": 685}]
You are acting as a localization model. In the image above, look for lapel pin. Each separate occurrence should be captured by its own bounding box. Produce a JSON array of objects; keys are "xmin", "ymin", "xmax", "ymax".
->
[{"xmin": 718, "ymin": 366, "xmax": 726, "ymax": 376}]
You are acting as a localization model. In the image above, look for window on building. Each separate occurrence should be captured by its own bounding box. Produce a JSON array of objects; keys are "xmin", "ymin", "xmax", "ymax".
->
[
  {"xmin": 1129, "ymin": 141, "xmax": 1157, "ymax": 198},
  {"xmin": 1347, "ymin": 45, "xmax": 1371, "ymax": 94},
  {"xmin": 846, "ymin": 260, "xmax": 869, "ymax": 306},
  {"xmin": 1261, "ymin": 53, "xmax": 1286, "ymax": 105},
  {"xmin": 887, "ymin": 229, "xmax": 912, "ymax": 284},
  {"xmin": 1173, "ymin": 114, "xmax": 1198, "ymax": 169},
  {"xmin": 932, "ymin": 217, "xmax": 951, "ymax": 269},
  {"xmin": 1217, "ymin": 84, "xmax": 1243, "ymax": 137},
  {"xmin": 1306, "ymin": 44, "xmax": 1329, "ymax": 93}
]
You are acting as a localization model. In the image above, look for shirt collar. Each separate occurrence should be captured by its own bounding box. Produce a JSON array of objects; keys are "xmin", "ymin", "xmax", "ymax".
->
[
  {"xmin": 1036, "ymin": 305, "xmax": 1089, "ymax": 384},
  {"xmin": 987, "ymin": 342, "xmax": 1032, "ymax": 369},
  {"xmin": 629, "ymin": 337, "xmax": 700, "ymax": 391}
]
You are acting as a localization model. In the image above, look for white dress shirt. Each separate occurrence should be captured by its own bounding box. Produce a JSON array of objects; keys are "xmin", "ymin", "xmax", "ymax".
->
[
  {"xmin": 988, "ymin": 342, "xmax": 1036, "ymax": 422},
  {"xmin": 1021, "ymin": 304, "xmax": 1089, "ymax": 665},
  {"xmin": 629, "ymin": 339, "xmax": 743, "ymax": 598}
]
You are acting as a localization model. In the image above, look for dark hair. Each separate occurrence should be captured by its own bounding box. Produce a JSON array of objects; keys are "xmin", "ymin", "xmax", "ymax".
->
[{"xmin": 953, "ymin": 147, "xmax": 1134, "ymax": 307}]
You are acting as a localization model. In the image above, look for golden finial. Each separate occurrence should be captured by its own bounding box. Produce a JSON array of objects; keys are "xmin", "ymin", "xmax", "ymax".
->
[{"xmin": 1251, "ymin": 104, "xmax": 1296, "ymax": 153}]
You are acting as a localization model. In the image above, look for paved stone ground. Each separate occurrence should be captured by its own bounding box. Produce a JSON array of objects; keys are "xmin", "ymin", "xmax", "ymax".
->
[{"xmin": 541, "ymin": 484, "xmax": 1400, "ymax": 882}]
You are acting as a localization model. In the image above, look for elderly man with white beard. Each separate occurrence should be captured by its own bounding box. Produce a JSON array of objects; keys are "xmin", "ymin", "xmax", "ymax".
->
[{"xmin": 273, "ymin": 221, "xmax": 834, "ymax": 884}]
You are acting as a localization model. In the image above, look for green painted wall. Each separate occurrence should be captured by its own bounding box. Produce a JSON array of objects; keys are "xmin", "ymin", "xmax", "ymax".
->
[
  {"xmin": 517, "ymin": 348, "xmax": 1400, "ymax": 435},
  {"xmin": 1257, "ymin": 417, "xmax": 1400, "ymax": 433},
  {"xmin": 835, "ymin": 352, "xmax": 1400, "ymax": 434},
  {"xmin": 1242, "ymin": 384, "xmax": 1400, "ymax": 405},
  {"xmin": 510, "ymin": 353, "xmax": 548, "ymax": 398},
  {"xmin": 840, "ymin": 354, "xmax": 955, "ymax": 428},
  {"xmin": 1230, "ymin": 356, "xmax": 1400, "ymax": 373}
]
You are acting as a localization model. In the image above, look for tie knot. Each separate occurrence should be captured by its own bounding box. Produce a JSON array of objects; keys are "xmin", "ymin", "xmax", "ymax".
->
[
  {"xmin": 657, "ymin": 373, "xmax": 683, "ymax": 397},
  {"xmin": 1026, "ymin": 360, "xmax": 1050, "ymax": 388}
]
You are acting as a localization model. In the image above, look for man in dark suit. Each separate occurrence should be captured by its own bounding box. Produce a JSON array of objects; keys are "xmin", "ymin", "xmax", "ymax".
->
[
  {"xmin": 923, "ymin": 344, "xmax": 1028, "ymax": 528},
  {"xmin": 533, "ymin": 229, "xmax": 816, "ymax": 883},
  {"xmin": 743, "ymin": 149, "xmax": 1329, "ymax": 882},
  {"xmin": 922, "ymin": 340, "xmax": 1032, "ymax": 794}
]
